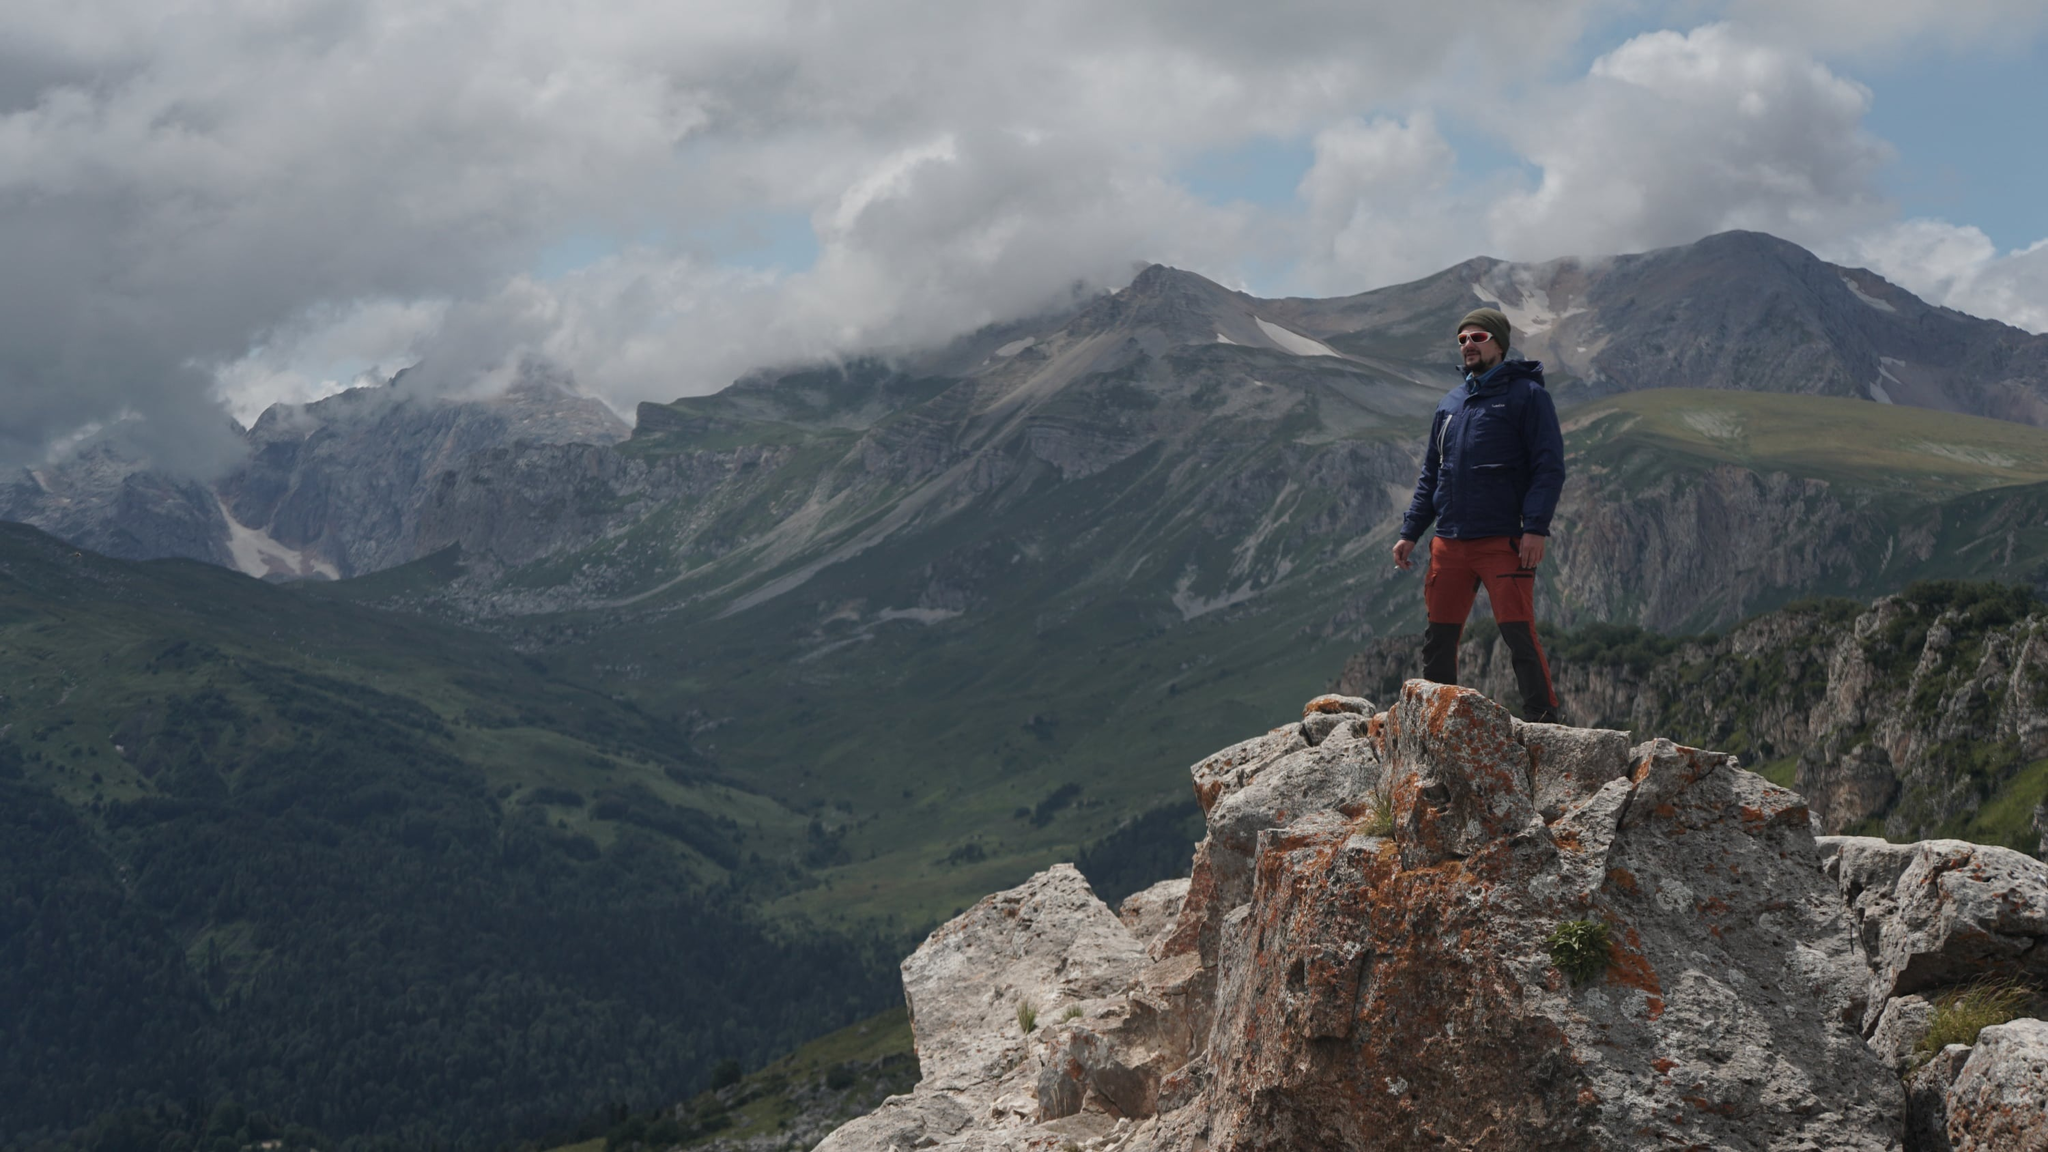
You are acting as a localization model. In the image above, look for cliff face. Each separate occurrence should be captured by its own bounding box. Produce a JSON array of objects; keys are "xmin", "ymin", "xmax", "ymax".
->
[
  {"xmin": 0, "ymin": 441, "xmax": 235, "ymax": 568},
  {"xmin": 1338, "ymin": 584, "xmax": 2048, "ymax": 854},
  {"xmin": 218, "ymin": 374, "xmax": 630, "ymax": 578},
  {"xmin": 1, "ymin": 372, "xmax": 628, "ymax": 579},
  {"xmin": 818, "ymin": 685, "xmax": 2048, "ymax": 1151}
]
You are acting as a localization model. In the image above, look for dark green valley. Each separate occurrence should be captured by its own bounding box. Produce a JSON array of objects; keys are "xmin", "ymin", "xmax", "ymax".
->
[{"xmin": 0, "ymin": 526, "xmax": 900, "ymax": 1150}]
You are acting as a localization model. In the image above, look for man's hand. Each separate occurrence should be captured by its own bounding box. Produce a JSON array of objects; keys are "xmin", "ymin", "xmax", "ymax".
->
[
  {"xmin": 1517, "ymin": 534, "xmax": 1547, "ymax": 568},
  {"xmin": 1392, "ymin": 538, "xmax": 1416, "ymax": 570}
]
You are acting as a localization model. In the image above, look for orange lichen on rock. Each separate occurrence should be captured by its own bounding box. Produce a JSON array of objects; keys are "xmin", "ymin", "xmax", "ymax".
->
[
  {"xmin": 817, "ymin": 688, "xmax": 1910, "ymax": 1152},
  {"xmin": 1605, "ymin": 930, "xmax": 1666, "ymax": 1021}
]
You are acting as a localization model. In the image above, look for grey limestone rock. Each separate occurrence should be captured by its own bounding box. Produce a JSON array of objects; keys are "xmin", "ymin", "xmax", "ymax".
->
[
  {"xmin": 1945, "ymin": 1018, "xmax": 2048, "ymax": 1151},
  {"xmin": 815, "ymin": 864, "xmax": 1150, "ymax": 1152},
  {"xmin": 1300, "ymin": 694, "xmax": 1374, "ymax": 747},
  {"xmin": 1116, "ymin": 878, "xmax": 1187, "ymax": 954},
  {"xmin": 1514, "ymin": 719, "xmax": 1631, "ymax": 819},
  {"xmin": 1870, "ymin": 994, "xmax": 1936, "ymax": 1071},
  {"xmin": 820, "ymin": 693, "xmax": 1952, "ymax": 1152},
  {"xmin": 1820, "ymin": 836, "xmax": 2048, "ymax": 1029},
  {"xmin": 1906, "ymin": 1043, "xmax": 1974, "ymax": 1152},
  {"xmin": 1201, "ymin": 682, "xmax": 1899, "ymax": 1152}
]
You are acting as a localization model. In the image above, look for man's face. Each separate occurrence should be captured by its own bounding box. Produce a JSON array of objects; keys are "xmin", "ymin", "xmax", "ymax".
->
[{"xmin": 1458, "ymin": 325, "xmax": 1505, "ymax": 373}]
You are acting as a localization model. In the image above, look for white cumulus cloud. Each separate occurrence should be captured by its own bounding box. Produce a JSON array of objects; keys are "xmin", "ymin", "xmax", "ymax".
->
[
  {"xmin": 1487, "ymin": 24, "xmax": 1894, "ymax": 261},
  {"xmin": 2, "ymin": 0, "xmax": 2045, "ymax": 472}
]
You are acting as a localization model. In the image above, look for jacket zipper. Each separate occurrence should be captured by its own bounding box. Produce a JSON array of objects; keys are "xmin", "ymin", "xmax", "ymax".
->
[{"xmin": 1439, "ymin": 406, "xmax": 1457, "ymax": 534}]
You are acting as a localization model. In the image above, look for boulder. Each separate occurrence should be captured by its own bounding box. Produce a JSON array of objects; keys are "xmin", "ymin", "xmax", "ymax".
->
[
  {"xmin": 1199, "ymin": 682, "xmax": 1901, "ymax": 1151},
  {"xmin": 1819, "ymin": 836, "xmax": 2048, "ymax": 1029},
  {"xmin": 1905, "ymin": 1043, "xmax": 1973, "ymax": 1152},
  {"xmin": 815, "ymin": 863, "xmax": 1147, "ymax": 1152},
  {"xmin": 1159, "ymin": 721, "xmax": 1380, "ymax": 973},
  {"xmin": 1117, "ymin": 878, "xmax": 1188, "ymax": 953},
  {"xmin": 1513, "ymin": 719, "xmax": 1631, "ymax": 820},
  {"xmin": 1945, "ymin": 1018, "xmax": 2048, "ymax": 1151},
  {"xmin": 1868, "ymin": 994, "xmax": 1936, "ymax": 1070},
  {"xmin": 818, "ymin": 688, "xmax": 1936, "ymax": 1152},
  {"xmin": 1301, "ymin": 694, "xmax": 1375, "ymax": 747}
]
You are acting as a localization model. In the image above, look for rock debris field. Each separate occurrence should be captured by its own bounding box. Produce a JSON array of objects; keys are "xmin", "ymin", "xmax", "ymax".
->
[{"xmin": 818, "ymin": 682, "xmax": 2048, "ymax": 1152}]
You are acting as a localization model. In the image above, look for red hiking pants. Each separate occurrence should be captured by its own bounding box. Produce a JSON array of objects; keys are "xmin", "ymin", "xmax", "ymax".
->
[{"xmin": 1423, "ymin": 536, "xmax": 1559, "ymax": 716}]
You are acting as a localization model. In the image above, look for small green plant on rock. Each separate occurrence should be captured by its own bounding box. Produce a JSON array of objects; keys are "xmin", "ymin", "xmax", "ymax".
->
[
  {"xmin": 1060, "ymin": 1005, "xmax": 1083, "ymax": 1022},
  {"xmin": 1918, "ymin": 978, "xmax": 2034, "ymax": 1055},
  {"xmin": 1360, "ymin": 769, "xmax": 1397, "ymax": 837},
  {"xmin": 1546, "ymin": 919, "xmax": 1612, "ymax": 986},
  {"xmin": 1016, "ymin": 999, "xmax": 1038, "ymax": 1034}
]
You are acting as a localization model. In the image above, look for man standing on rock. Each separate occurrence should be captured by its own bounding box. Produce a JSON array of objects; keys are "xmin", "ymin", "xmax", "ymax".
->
[{"xmin": 1390, "ymin": 307, "xmax": 1566, "ymax": 723}]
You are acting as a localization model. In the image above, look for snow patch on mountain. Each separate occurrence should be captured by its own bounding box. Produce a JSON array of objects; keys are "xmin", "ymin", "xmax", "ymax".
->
[
  {"xmin": 1843, "ymin": 276, "xmax": 1898, "ymax": 314},
  {"xmin": 220, "ymin": 499, "xmax": 338, "ymax": 581},
  {"xmin": 1253, "ymin": 318, "xmax": 1337, "ymax": 357},
  {"xmin": 1475, "ymin": 277, "xmax": 1585, "ymax": 337}
]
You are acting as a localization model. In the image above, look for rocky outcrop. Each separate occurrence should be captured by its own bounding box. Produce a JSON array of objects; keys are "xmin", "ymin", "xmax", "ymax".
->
[
  {"xmin": 1820, "ymin": 837, "xmax": 2048, "ymax": 1029},
  {"xmin": 813, "ymin": 863, "xmax": 1152, "ymax": 1151},
  {"xmin": 221, "ymin": 372, "xmax": 629, "ymax": 577},
  {"xmin": 1942, "ymin": 1019, "xmax": 2048, "ymax": 1150},
  {"xmin": 1811, "ymin": 835, "xmax": 2048, "ymax": 1147},
  {"xmin": 1337, "ymin": 586, "xmax": 2048, "ymax": 852},
  {"xmin": 819, "ymin": 685, "xmax": 1962, "ymax": 1151}
]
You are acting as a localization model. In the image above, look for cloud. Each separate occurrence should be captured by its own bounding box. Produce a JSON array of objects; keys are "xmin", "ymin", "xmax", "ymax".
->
[
  {"xmin": 1845, "ymin": 221, "xmax": 2048, "ymax": 334},
  {"xmin": 1283, "ymin": 24, "xmax": 1914, "ymax": 295},
  {"xmin": 403, "ymin": 130, "xmax": 1256, "ymax": 410},
  {"xmin": 2, "ymin": 1, "xmax": 2045, "ymax": 473},
  {"xmin": 1485, "ymin": 24, "xmax": 1894, "ymax": 261},
  {"xmin": 1, "ymin": 0, "xmax": 1614, "ymax": 471},
  {"xmin": 1724, "ymin": 0, "xmax": 2048, "ymax": 58},
  {"xmin": 1289, "ymin": 113, "xmax": 1468, "ymax": 293}
]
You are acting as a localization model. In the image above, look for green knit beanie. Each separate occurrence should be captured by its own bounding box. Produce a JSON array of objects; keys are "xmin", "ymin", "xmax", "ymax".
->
[{"xmin": 1457, "ymin": 307, "xmax": 1511, "ymax": 353}]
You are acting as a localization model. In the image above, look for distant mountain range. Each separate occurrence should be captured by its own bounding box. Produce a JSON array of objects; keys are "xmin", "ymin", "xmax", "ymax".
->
[
  {"xmin": 3, "ymin": 362, "xmax": 628, "ymax": 580},
  {"xmin": 16, "ymin": 231, "xmax": 2048, "ymax": 594}
]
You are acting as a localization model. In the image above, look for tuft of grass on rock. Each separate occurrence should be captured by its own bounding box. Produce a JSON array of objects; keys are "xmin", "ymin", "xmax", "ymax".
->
[
  {"xmin": 1017, "ymin": 999, "xmax": 1038, "ymax": 1034},
  {"xmin": 1918, "ymin": 979, "xmax": 2034, "ymax": 1055},
  {"xmin": 1061, "ymin": 1005, "xmax": 1083, "ymax": 1023},
  {"xmin": 1546, "ymin": 919, "xmax": 1612, "ymax": 986},
  {"xmin": 1360, "ymin": 770, "xmax": 1397, "ymax": 837}
]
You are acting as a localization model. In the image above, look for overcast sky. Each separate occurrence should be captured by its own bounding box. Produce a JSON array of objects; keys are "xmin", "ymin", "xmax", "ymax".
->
[{"xmin": 4, "ymin": 0, "xmax": 2047, "ymax": 473}]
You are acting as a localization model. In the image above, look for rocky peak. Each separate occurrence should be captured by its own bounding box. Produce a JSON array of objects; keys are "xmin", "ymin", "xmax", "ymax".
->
[
  {"xmin": 821, "ymin": 681, "xmax": 2048, "ymax": 1151},
  {"xmin": 1064, "ymin": 263, "xmax": 1350, "ymax": 361},
  {"xmin": 216, "ymin": 368, "xmax": 629, "ymax": 578}
]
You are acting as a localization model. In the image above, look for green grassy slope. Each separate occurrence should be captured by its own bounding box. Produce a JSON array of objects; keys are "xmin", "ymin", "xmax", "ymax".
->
[
  {"xmin": 514, "ymin": 426, "xmax": 1408, "ymax": 929},
  {"xmin": 0, "ymin": 524, "xmax": 900, "ymax": 1150},
  {"xmin": 1566, "ymin": 388, "xmax": 2048, "ymax": 493}
]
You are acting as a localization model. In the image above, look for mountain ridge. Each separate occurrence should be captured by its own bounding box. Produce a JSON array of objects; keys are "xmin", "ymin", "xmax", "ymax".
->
[{"xmin": 15, "ymin": 229, "xmax": 2046, "ymax": 595}]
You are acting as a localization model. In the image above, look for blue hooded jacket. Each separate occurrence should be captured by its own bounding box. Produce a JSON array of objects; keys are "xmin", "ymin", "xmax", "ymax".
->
[{"xmin": 1399, "ymin": 358, "xmax": 1565, "ymax": 541}]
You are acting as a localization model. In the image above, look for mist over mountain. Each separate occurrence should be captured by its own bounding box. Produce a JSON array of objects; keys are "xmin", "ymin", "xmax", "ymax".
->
[{"xmin": 3, "ymin": 364, "xmax": 628, "ymax": 580}]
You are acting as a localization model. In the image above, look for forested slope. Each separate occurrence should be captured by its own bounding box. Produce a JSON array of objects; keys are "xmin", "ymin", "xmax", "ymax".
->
[{"xmin": 0, "ymin": 524, "xmax": 900, "ymax": 1150}]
